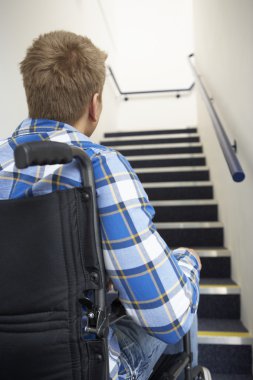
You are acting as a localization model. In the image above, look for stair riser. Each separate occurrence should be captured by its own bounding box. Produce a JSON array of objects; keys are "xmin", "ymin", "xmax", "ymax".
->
[
  {"xmin": 129, "ymin": 157, "xmax": 206, "ymax": 168},
  {"xmin": 137, "ymin": 170, "xmax": 209, "ymax": 182},
  {"xmin": 198, "ymin": 344, "xmax": 252, "ymax": 374},
  {"xmin": 198, "ymin": 295, "xmax": 240, "ymax": 319},
  {"xmin": 101, "ymin": 136, "xmax": 200, "ymax": 146},
  {"xmin": 153, "ymin": 205, "xmax": 218, "ymax": 222},
  {"xmin": 145, "ymin": 186, "xmax": 213, "ymax": 200},
  {"xmin": 118, "ymin": 146, "xmax": 203, "ymax": 156},
  {"xmin": 104, "ymin": 128, "xmax": 198, "ymax": 137},
  {"xmin": 201, "ymin": 257, "xmax": 231, "ymax": 278},
  {"xmin": 158, "ymin": 227, "xmax": 223, "ymax": 247}
]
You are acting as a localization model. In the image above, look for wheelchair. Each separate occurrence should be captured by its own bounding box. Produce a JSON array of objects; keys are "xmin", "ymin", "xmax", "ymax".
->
[{"xmin": 0, "ymin": 141, "xmax": 211, "ymax": 380}]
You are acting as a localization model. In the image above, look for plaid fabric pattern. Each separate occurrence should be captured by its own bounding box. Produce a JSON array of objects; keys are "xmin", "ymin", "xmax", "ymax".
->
[{"xmin": 0, "ymin": 119, "xmax": 200, "ymax": 380}]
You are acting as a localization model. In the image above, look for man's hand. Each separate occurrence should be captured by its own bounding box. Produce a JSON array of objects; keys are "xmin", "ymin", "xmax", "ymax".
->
[
  {"xmin": 177, "ymin": 247, "xmax": 202, "ymax": 270},
  {"xmin": 106, "ymin": 278, "xmax": 115, "ymax": 292}
]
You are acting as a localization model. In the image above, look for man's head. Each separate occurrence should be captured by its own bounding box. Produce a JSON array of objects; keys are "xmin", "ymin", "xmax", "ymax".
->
[{"xmin": 20, "ymin": 31, "xmax": 107, "ymax": 135}]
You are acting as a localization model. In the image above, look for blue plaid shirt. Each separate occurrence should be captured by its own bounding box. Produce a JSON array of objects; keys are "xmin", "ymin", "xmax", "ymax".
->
[{"xmin": 0, "ymin": 119, "xmax": 200, "ymax": 380}]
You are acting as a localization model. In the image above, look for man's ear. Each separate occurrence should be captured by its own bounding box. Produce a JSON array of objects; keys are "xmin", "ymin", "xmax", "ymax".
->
[{"xmin": 88, "ymin": 93, "xmax": 102, "ymax": 123}]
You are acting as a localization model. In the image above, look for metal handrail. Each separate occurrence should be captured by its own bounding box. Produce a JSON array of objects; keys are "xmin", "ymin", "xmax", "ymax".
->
[
  {"xmin": 188, "ymin": 54, "xmax": 245, "ymax": 183},
  {"xmin": 107, "ymin": 66, "xmax": 195, "ymax": 100}
]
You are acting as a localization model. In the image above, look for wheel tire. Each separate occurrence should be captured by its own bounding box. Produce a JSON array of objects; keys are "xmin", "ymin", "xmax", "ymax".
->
[{"xmin": 202, "ymin": 367, "xmax": 212, "ymax": 380}]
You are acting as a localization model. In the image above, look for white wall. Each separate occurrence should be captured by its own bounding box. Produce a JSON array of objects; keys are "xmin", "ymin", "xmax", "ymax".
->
[
  {"xmin": 0, "ymin": 0, "xmax": 116, "ymax": 141},
  {"xmin": 103, "ymin": 0, "xmax": 197, "ymax": 132},
  {"xmin": 0, "ymin": 0, "xmax": 196, "ymax": 142},
  {"xmin": 193, "ymin": 0, "xmax": 253, "ymax": 334}
]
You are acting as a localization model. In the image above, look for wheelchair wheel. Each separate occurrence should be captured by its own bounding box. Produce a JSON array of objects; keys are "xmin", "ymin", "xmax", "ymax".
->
[
  {"xmin": 202, "ymin": 367, "xmax": 212, "ymax": 380},
  {"xmin": 195, "ymin": 366, "xmax": 212, "ymax": 380}
]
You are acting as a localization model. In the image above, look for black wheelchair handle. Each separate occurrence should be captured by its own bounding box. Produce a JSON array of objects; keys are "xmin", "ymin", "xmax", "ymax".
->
[{"xmin": 14, "ymin": 141, "xmax": 73, "ymax": 169}]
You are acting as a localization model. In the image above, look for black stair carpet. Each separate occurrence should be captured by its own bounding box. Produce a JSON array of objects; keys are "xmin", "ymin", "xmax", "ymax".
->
[{"xmin": 101, "ymin": 128, "xmax": 253, "ymax": 379}]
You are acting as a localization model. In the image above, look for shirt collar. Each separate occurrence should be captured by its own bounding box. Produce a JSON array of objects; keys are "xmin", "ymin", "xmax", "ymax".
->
[{"xmin": 12, "ymin": 118, "xmax": 91, "ymax": 142}]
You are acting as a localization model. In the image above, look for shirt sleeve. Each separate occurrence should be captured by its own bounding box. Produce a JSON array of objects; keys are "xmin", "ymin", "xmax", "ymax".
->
[{"xmin": 92, "ymin": 150, "xmax": 200, "ymax": 344}]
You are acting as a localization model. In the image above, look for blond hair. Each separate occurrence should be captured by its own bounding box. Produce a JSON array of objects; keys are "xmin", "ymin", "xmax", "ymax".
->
[{"xmin": 20, "ymin": 31, "xmax": 107, "ymax": 125}]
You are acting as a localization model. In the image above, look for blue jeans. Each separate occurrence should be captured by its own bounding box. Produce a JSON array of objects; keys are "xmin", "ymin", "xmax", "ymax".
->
[{"xmin": 112, "ymin": 315, "xmax": 198, "ymax": 380}]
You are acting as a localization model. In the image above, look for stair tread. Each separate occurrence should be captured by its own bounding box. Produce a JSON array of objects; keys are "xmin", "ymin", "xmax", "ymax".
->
[
  {"xmin": 198, "ymin": 331, "xmax": 252, "ymax": 339},
  {"xmin": 102, "ymin": 132, "xmax": 200, "ymax": 142},
  {"xmin": 170, "ymin": 247, "xmax": 230, "ymax": 257},
  {"xmin": 198, "ymin": 331, "xmax": 252, "ymax": 345},
  {"xmin": 195, "ymin": 248, "xmax": 230, "ymax": 257},
  {"xmin": 111, "ymin": 142, "xmax": 202, "ymax": 150},
  {"xmin": 198, "ymin": 326, "xmax": 253, "ymax": 345},
  {"xmin": 151, "ymin": 199, "xmax": 217, "ymax": 206},
  {"xmin": 198, "ymin": 318, "xmax": 248, "ymax": 333},
  {"xmin": 200, "ymin": 278, "xmax": 236, "ymax": 286},
  {"xmin": 135, "ymin": 166, "xmax": 208, "ymax": 173},
  {"xmin": 103, "ymin": 138, "xmax": 200, "ymax": 147},
  {"xmin": 104, "ymin": 127, "xmax": 198, "ymax": 137},
  {"xmin": 127, "ymin": 153, "xmax": 205, "ymax": 160},
  {"xmin": 143, "ymin": 181, "xmax": 212, "ymax": 187},
  {"xmin": 212, "ymin": 375, "xmax": 253, "ymax": 380},
  {"xmin": 200, "ymin": 278, "xmax": 240, "ymax": 294},
  {"xmin": 157, "ymin": 221, "xmax": 223, "ymax": 228}
]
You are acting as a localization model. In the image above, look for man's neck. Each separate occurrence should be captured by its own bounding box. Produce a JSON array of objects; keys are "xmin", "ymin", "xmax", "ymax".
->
[{"xmin": 73, "ymin": 112, "xmax": 95, "ymax": 137}]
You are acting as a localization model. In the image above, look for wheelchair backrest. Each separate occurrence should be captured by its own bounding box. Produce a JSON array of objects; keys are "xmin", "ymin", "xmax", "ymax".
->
[{"xmin": 0, "ymin": 142, "xmax": 109, "ymax": 380}]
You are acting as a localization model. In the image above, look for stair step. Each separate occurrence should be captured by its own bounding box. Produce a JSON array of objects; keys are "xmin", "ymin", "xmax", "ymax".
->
[
  {"xmin": 144, "ymin": 181, "xmax": 213, "ymax": 200},
  {"xmin": 152, "ymin": 199, "xmax": 218, "ymax": 222},
  {"xmin": 198, "ymin": 342, "xmax": 252, "ymax": 380},
  {"xmin": 200, "ymin": 278, "xmax": 240, "ymax": 294},
  {"xmin": 198, "ymin": 279, "xmax": 240, "ymax": 319},
  {"xmin": 101, "ymin": 133, "xmax": 200, "ymax": 146},
  {"xmin": 212, "ymin": 375, "xmax": 253, "ymax": 380},
  {"xmin": 198, "ymin": 318, "xmax": 253, "ymax": 380},
  {"xmin": 136, "ymin": 166, "xmax": 210, "ymax": 182},
  {"xmin": 104, "ymin": 127, "xmax": 198, "ymax": 137},
  {"xmin": 199, "ymin": 331, "xmax": 252, "ymax": 344},
  {"xmin": 192, "ymin": 249, "xmax": 231, "ymax": 278},
  {"xmin": 198, "ymin": 343, "xmax": 252, "ymax": 375},
  {"xmin": 200, "ymin": 255, "xmax": 231, "ymax": 278},
  {"xmin": 114, "ymin": 142, "xmax": 203, "ymax": 156},
  {"xmin": 174, "ymin": 248, "xmax": 231, "ymax": 278},
  {"xmin": 128, "ymin": 153, "xmax": 206, "ymax": 168},
  {"xmin": 198, "ymin": 318, "xmax": 248, "ymax": 333},
  {"xmin": 157, "ymin": 221, "xmax": 223, "ymax": 247}
]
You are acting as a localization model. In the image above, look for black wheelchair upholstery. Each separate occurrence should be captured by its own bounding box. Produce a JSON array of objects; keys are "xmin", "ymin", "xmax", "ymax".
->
[{"xmin": 0, "ymin": 142, "xmax": 209, "ymax": 380}]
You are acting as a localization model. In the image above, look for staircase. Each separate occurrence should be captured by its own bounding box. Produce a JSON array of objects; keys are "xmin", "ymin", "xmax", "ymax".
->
[{"xmin": 101, "ymin": 127, "xmax": 253, "ymax": 379}]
